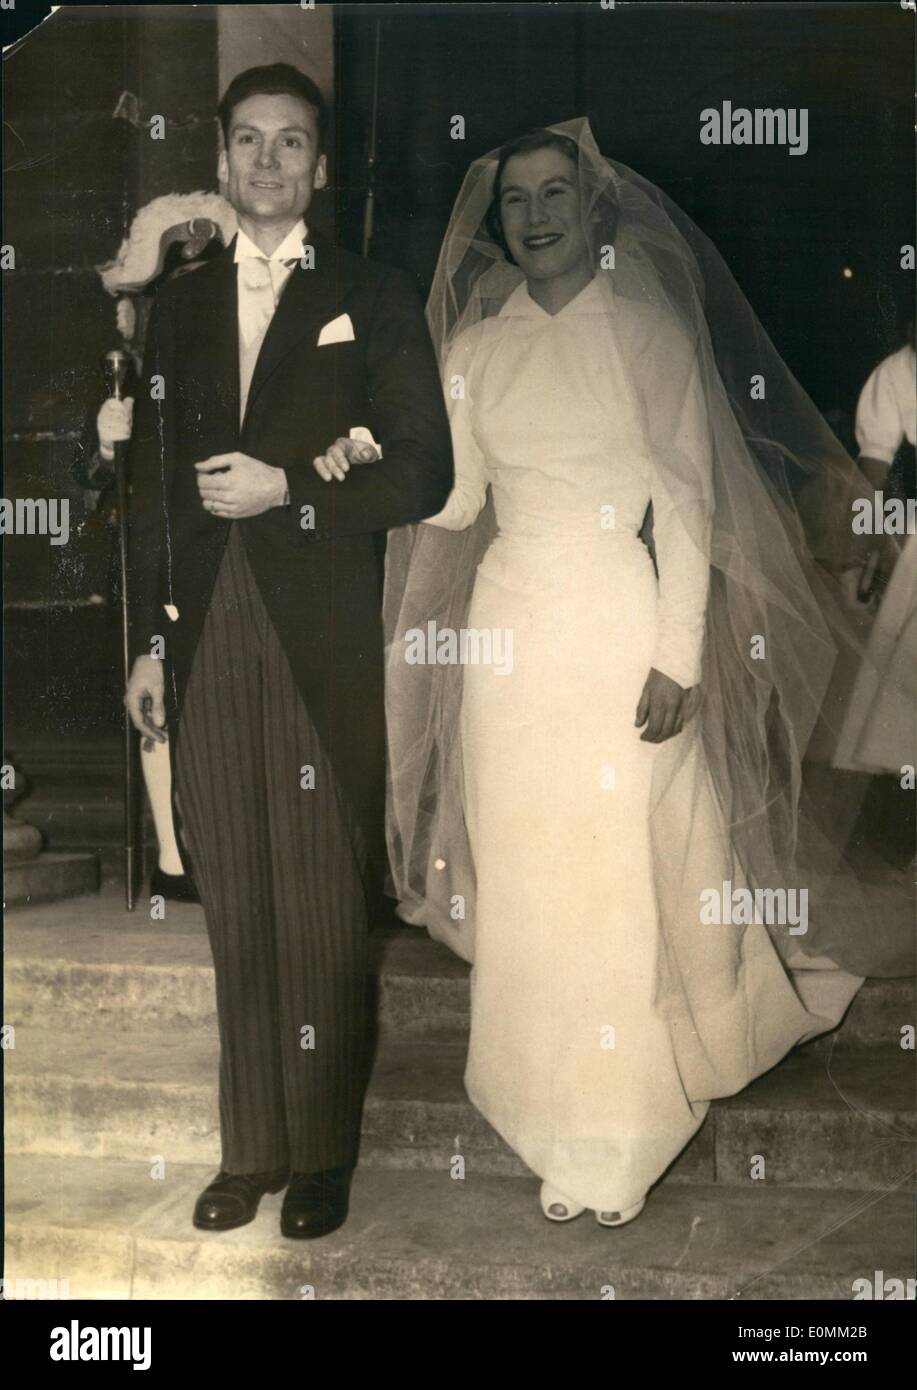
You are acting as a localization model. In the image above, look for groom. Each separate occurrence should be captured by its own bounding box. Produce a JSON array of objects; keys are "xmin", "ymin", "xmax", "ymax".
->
[{"xmin": 125, "ymin": 63, "xmax": 452, "ymax": 1238}]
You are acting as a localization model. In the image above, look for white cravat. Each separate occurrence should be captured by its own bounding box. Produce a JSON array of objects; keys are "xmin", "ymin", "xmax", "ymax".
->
[{"xmin": 235, "ymin": 219, "xmax": 307, "ymax": 422}]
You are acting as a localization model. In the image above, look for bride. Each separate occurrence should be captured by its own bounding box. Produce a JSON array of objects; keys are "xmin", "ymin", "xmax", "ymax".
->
[{"xmin": 347, "ymin": 121, "xmax": 885, "ymax": 1225}]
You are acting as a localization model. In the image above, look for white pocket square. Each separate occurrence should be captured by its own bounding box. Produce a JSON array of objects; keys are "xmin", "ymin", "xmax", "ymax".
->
[{"xmin": 317, "ymin": 313, "xmax": 355, "ymax": 346}]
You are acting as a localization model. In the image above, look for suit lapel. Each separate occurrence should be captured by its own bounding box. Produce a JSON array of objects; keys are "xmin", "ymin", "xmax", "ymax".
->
[
  {"xmin": 242, "ymin": 228, "xmax": 356, "ymax": 436},
  {"xmin": 187, "ymin": 239, "xmax": 240, "ymax": 443}
]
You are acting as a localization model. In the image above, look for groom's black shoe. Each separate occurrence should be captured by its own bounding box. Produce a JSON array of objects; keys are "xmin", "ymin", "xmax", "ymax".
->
[
  {"xmin": 281, "ymin": 1166, "xmax": 353, "ymax": 1239},
  {"xmin": 192, "ymin": 1168, "xmax": 289, "ymax": 1232}
]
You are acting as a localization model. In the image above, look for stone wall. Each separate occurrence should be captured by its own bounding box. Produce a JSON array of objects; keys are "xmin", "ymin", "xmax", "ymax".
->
[{"xmin": 3, "ymin": 6, "xmax": 220, "ymax": 745}]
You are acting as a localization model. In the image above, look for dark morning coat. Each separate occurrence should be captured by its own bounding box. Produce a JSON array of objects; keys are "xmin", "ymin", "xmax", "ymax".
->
[{"xmin": 127, "ymin": 227, "xmax": 453, "ymax": 882}]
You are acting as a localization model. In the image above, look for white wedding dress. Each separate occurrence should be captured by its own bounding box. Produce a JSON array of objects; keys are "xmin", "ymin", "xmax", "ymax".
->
[{"xmin": 424, "ymin": 278, "xmax": 862, "ymax": 1213}]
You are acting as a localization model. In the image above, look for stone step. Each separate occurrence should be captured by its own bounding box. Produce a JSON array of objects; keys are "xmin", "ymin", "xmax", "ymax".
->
[
  {"xmin": 5, "ymin": 890, "xmax": 914, "ymax": 1047},
  {"xmin": 3, "ymin": 849, "xmax": 100, "ymax": 907},
  {"xmin": 5, "ymin": 1153, "xmax": 912, "ymax": 1300},
  {"xmin": 4, "ymin": 894, "xmax": 469, "ymax": 1038},
  {"xmin": 5, "ymin": 1022, "xmax": 914, "ymax": 1188},
  {"xmin": 6, "ymin": 737, "xmax": 147, "ymax": 881}
]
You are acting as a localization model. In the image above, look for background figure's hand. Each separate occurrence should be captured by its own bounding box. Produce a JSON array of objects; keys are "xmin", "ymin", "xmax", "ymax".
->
[
  {"xmin": 195, "ymin": 452, "xmax": 288, "ymax": 518},
  {"xmin": 839, "ymin": 565, "xmax": 873, "ymax": 613},
  {"xmin": 97, "ymin": 397, "xmax": 134, "ymax": 460},
  {"xmin": 839, "ymin": 534, "xmax": 903, "ymax": 613},
  {"xmin": 125, "ymin": 655, "xmax": 168, "ymax": 744},
  {"xmin": 873, "ymin": 532, "xmax": 904, "ymax": 594},
  {"xmin": 313, "ymin": 436, "xmax": 380, "ymax": 482},
  {"xmin": 635, "ymin": 667, "xmax": 695, "ymax": 743}
]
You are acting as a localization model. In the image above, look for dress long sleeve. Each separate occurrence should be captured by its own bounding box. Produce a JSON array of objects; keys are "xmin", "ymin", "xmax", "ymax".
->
[
  {"xmin": 855, "ymin": 351, "xmax": 909, "ymax": 465},
  {"xmin": 648, "ymin": 348, "xmax": 713, "ymax": 690},
  {"xmin": 423, "ymin": 334, "xmax": 489, "ymax": 531}
]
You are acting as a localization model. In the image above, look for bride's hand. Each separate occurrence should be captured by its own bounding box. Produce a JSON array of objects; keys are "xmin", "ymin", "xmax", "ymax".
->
[
  {"xmin": 635, "ymin": 667, "xmax": 696, "ymax": 743},
  {"xmin": 312, "ymin": 437, "xmax": 379, "ymax": 482}
]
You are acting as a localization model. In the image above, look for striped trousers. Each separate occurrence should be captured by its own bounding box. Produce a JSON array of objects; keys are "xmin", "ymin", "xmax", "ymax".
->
[{"xmin": 174, "ymin": 524, "xmax": 370, "ymax": 1174}]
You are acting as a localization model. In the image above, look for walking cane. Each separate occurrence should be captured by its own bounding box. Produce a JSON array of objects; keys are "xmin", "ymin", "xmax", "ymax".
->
[
  {"xmin": 102, "ymin": 349, "xmax": 140, "ymax": 911},
  {"xmin": 361, "ymin": 18, "xmax": 382, "ymax": 258}
]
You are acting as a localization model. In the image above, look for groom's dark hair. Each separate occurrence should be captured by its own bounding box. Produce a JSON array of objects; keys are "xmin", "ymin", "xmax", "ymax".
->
[
  {"xmin": 218, "ymin": 63, "xmax": 329, "ymax": 153},
  {"xmin": 485, "ymin": 129, "xmax": 582, "ymax": 265}
]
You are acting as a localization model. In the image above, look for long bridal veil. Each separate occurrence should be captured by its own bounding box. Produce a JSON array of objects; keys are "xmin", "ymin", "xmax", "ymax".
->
[{"xmin": 383, "ymin": 118, "xmax": 912, "ymax": 1039}]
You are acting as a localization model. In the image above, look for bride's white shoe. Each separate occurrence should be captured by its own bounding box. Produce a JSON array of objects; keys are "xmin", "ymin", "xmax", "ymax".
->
[
  {"xmin": 540, "ymin": 1181, "xmax": 586, "ymax": 1222},
  {"xmin": 595, "ymin": 1196, "xmax": 647, "ymax": 1228}
]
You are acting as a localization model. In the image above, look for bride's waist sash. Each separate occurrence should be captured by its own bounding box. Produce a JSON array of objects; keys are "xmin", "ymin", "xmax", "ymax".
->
[
  {"xmin": 490, "ymin": 525, "xmax": 649, "ymax": 552},
  {"xmin": 478, "ymin": 527, "xmax": 655, "ymax": 599}
]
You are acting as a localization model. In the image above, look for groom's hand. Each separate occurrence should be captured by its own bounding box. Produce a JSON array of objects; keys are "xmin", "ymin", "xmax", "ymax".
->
[
  {"xmin": 195, "ymin": 452, "xmax": 288, "ymax": 517},
  {"xmin": 313, "ymin": 436, "xmax": 380, "ymax": 482},
  {"xmin": 635, "ymin": 667, "xmax": 697, "ymax": 743}
]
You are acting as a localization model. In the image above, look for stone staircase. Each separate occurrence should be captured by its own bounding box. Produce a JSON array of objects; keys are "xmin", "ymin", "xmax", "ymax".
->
[{"xmin": 4, "ymin": 887, "xmax": 915, "ymax": 1300}]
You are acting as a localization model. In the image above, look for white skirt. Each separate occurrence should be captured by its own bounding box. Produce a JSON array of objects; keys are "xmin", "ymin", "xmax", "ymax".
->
[
  {"xmin": 459, "ymin": 531, "xmax": 862, "ymax": 1211},
  {"xmin": 834, "ymin": 533, "xmax": 917, "ymax": 774}
]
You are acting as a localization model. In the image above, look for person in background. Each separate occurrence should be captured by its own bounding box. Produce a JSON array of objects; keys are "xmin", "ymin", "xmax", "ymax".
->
[
  {"xmin": 75, "ymin": 209, "xmax": 232, "ymax": 904},
  {"xmin": 94, "ymin": 392, "xmax": 198, "ymax": 902},
  {"xmin": 833, "ymin": 323, "xmax": 916, "ymax": 864}
]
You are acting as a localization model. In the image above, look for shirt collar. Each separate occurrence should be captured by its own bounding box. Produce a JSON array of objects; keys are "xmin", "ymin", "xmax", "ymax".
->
[
  {"xmin": 500, "ymin": 275, "xmax": 610, "ymax": 319},
  {"xmin": 234, "ymin": 218, "xmax": 308, "ymax": 264}
]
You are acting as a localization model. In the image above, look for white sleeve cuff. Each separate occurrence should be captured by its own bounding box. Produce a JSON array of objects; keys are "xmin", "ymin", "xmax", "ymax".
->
[
  {"xmin": 651, "ymin": 646, "xmax": 703, "ymax": 691},
  {"xmin": 349, "ymin": 425, "xmax": 383, "ymax": 460},
  {"xmin": 857, "ymin": 442, "xmax": 897, "ymax": 466}
]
